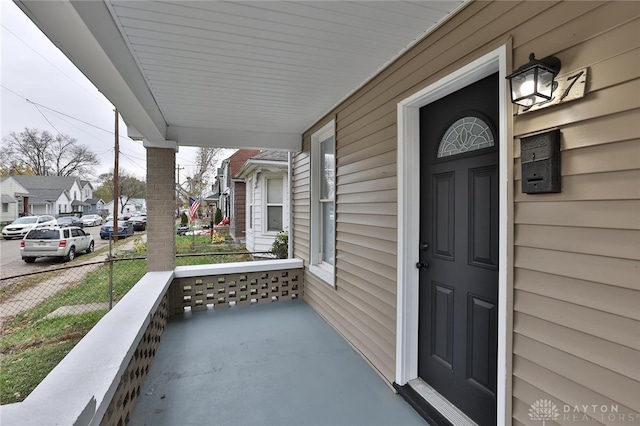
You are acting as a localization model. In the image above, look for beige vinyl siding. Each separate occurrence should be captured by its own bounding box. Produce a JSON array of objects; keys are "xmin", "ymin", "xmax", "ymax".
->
[
  {"xmin": 292, "ymin": 150, "xmax": 310, "ymax": 257},
  {"xmin": 293, "ymin": 2, "xmax": 640, "ymax": 419},
  {"xmin": 293, "ymin": 0, "xmax": 498, "ymax": 385},
  {"xmin": 510, "ymin": 1, "xmax": 640, "ymax": 423}
]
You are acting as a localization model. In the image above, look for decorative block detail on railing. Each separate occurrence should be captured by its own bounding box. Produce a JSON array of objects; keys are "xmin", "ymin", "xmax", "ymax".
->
[
  {"xmin": 172, "ymin": 268, "xmax": 304, "ymax": 314},
  {"xmin": 100, "ymin": 294, "xmax": 169, "ymax": 426}
]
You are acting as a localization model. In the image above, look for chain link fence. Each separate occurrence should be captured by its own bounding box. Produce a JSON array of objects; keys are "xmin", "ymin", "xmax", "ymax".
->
[
  {"xmin": 0, "ymin": 256, "xmax": 147, "ymax": 404},
  {"xmin": 0, "ymin": 234, "xmax": 274, "ymax": 405}
]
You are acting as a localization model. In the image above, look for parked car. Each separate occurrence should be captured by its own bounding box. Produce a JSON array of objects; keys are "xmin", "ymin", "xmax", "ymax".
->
[
  {"xmin": 56, "ymin": 216, "xmax": 84, "ymax": 228},
  {"xmin": 81, "ymin": 214, "xmax": 103, "ymax": 227},
  {"xmin": 99, "ymin": 220, "xmax": 134, "ymax": 239},
  {"xmin": 20, "ymin": 226, "xmax": 94, "ymax": 263},
  {"xmin": 2, "ymin": 215, "xmax": 57, "ymax": 240},
  {"xmin": 128, "ymin": 216, "xmax": 147, "ymax": 231}
]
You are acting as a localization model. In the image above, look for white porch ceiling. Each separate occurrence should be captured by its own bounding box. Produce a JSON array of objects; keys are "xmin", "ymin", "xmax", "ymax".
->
[{"xmin": 15, "ymin": 0, "xmax": 465, "ymax": 151}]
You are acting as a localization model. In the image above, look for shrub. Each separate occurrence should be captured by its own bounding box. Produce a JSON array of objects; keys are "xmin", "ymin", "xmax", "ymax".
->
[
  {"xmin": 133, "ymin": 237, "xmax": 147, "ymax": 254},
  {"xmin": 214, "ymin": 208, "xmax": 223, "ymax": 225},
  {"xmin": 180, "ymin": 212, "xmax": 188, "ymax": 225},
  {"xmin": 271, "ymin": 230, "xmax": 288, "ymax": 259},
  {"xmin": 211, "ymin": 231, "xmax": 225, "ymax": 244}
]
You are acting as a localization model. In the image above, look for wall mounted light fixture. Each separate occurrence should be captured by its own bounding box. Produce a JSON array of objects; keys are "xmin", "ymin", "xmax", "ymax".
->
[{"xmin": 506, "ymin": 53, "xmax": 561, "ymax": 107}]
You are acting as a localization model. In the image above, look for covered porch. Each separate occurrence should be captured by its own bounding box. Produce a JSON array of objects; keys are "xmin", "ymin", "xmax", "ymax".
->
[
  {"xmin": 0, "ymin": 260, "xmax": 425, "ymax": 425},
  {"xmin": 4, "ymin": 2, "xmax": 473, "ymax": 425},
  {"xmin": 130, "ymin": 300, "xmax": 423, "ymax": 426}
]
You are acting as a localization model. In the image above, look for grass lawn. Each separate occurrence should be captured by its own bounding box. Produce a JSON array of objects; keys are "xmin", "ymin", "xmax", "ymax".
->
[
  {"xmin": 1, "ymin": 339, "xmax": 80, "ymax": 403},
  {"xmin": 0, "ymin": 259, "xmax": 146, "ymax": 405},
  {"xmin": 0, "ymin": 240, "xmax": 251, "ymax": 405}
]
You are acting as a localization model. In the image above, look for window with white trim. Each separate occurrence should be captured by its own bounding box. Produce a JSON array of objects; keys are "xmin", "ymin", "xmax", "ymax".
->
[
  {"xmin": 310, "ymin": 120, "xmax": 335, "ymax": 286},
  {"xmin": 265, "ymin": 177, "xmax": 283, "ymax": 232}
]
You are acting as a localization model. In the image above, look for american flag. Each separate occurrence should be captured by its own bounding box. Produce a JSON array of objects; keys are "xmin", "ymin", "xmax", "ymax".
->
[{"xmin": 188, "ymin": 197, "xmax": 200, "ymax": 222}]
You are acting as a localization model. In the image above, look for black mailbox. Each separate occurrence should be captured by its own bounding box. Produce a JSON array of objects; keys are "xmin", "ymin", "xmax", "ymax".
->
[{"xmin": 521, "ymin": 129, "xmax": 561, "ymax": 194}]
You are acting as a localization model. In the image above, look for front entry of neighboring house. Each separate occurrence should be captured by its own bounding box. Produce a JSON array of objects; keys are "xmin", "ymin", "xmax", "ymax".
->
[{"xmin": 418, "ymin": 73, "xmax": 499, "ymax": 426}]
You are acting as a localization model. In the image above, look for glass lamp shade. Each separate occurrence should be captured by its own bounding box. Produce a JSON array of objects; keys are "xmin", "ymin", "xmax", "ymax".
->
[{"xmin": 507, "ymin": 53, "xmax": 561, "ymax": 107}]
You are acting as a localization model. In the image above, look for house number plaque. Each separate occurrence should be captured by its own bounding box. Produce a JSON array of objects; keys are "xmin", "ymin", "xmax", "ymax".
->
[{"xmin": 516, "ymin": 67, "xmax": 588, "ymax": 115}]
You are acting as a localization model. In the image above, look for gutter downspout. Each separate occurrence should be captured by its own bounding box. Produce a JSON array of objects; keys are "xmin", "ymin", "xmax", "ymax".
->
[{"xmin": 288, "ymin": 152, "xmax": 294, "ymax": 259}]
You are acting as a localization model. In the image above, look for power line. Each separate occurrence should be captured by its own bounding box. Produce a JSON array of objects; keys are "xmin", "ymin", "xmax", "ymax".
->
[
  {"xmin": 1, "ymin": 22, "xmax": 108, "ymax": 105},
  {"xmin": 1, "ymin": 84, "xmax": 128, "ymax": 141},
  {"xmin": 24, "ymin": 95, "xmax": 112, "ymax": 160},
  {"xmin": 119, "ymin": 148, "xmax": 146, "ymax": 162},
  {"xmin": 119, "ymin": 151, "xmax": 146, "ymax": 172},
  {"xmin": 3, "ymin": 84, "xmax": 148, "ymax": 173},
  {"xmin": 1, "ymin": 85, "xmax": 26, "ymax": 99},
  {"xmin": 3, "ymin": 85, "xmax": 140, "ymax": 148},
  {"xmin": 32, "ymin": 103, "xmax": 63, "ymax": 135},
  {"xmin": 38, "ymin": 105, "xmax": 118, "ymax": 148},
  {"xmin": 26, "ymin": 98, "xmax": 122, "ymax": 137},
  {"xmin": 2, "ymin": 85, "xmax": 202, "ymax": 175}
]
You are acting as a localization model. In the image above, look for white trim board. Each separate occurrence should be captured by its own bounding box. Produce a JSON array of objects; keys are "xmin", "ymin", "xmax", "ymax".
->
[{"xmin": 396, "ymin": 45, "xmax": 510, "ymax": 425}]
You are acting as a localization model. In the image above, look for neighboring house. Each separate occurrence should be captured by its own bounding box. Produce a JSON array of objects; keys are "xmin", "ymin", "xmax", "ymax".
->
[
  {"xmin": 80, "ymin": 180, "xmax": 98, "ymax": 214},
  {"xmin": 237, "ymin": 151, "xmax": 289, "ymax": 252},
  {"xmin": 83, "ymin": 198, "xmax": 106, "ymax": 215},
  {"xmin": 0, "ymin": 176, "xmax": 30, "ymax": 224},
  {"xmin": 16, "ymin": 2, "xmax": 639, "ymax": 425},
  {"xmin": 10, "ymin": 176, "xmax": 86, "ymax": 216},
  {"xmin": 126, "ymin": 198, "xmax": 146, "ymax": 214},
  {"xmin": 215, "ymin": 149, "xmax": 261, "ymax": 243},
  {"xmin": 202, "ymin": 192, "xmax": 219, "ymax": 216},
  {"xmin": 28, "ymin": 188, "xmax": 72, "ymax": 216},
  {"xmin": 103, "ymin": 200, "xmax": 115, "ymax": 215}
]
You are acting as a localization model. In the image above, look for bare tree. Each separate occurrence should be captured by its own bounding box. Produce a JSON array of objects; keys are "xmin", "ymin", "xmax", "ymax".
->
[
  {"xmin": 97, "ymin": 170, "xmax": 146, "ymax": 212},
  {"xmin": 177, "ymin": 147, "xmax": 225, "ymax": 203},
  {"xmin": 1, "ymin": 128, "xmax": 99, "ymax": 178},
  {"xmin": 0, "ymin": 149, "xmax": 35, "ymax": 176}
]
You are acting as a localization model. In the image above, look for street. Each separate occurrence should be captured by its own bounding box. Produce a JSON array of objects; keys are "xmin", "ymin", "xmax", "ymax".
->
[{"xmin": 0, "ymin": 225, "xmax": 118, "ymax": 279}]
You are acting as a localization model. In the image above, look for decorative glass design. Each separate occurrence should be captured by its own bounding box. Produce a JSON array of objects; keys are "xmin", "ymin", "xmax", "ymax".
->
[{"xmin": 437, "ymin": 116, "xmax": 494, "ymax": 158}]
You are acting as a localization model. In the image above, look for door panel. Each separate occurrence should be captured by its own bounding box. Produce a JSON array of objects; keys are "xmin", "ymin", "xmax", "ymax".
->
[
  {"xmin": 467, "ymin": 294, "xmax": 497, "ymax": 394},
  {"xmin": 418, "ymin": 73, "xmax": 498, "ymax": 426},
  {"xmin": 433, "ymin": 173, "xmax": 455, "ymax": 261},
  {"xmin": 431, "ymin": 281, "xmax": 454, "ymax": 367},
  {"xmin": 469, "ymin": 166, "xmax": 498, "ymax": 269}
]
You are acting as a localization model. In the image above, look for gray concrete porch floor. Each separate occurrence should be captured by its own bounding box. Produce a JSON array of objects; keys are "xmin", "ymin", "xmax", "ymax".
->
[{"xmin": 130, "ymin": 299, "xmax": 426, "ymax": 426}]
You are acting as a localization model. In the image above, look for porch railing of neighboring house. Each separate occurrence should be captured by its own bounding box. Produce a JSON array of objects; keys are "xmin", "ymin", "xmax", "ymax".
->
[{"xmin": 0, "ymin": 259, "xmax": 304, "ymax": 426}]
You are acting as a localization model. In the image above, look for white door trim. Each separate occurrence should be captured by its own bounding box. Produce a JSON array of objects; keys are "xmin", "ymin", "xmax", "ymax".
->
[{"xmin": 396, "ymin": 45, "xmax": 510, "ymax": 425}]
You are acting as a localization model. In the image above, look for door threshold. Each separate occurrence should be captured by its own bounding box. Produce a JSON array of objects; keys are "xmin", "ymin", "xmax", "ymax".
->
[{"xmin": 398, "ymin": 378, "xmax": 478, "ymax": 426}]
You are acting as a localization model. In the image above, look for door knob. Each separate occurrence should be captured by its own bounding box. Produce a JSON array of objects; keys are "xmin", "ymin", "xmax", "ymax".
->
[{"xmin": 416, "ymin": 261, "xmax": 429, "ymax": 270}]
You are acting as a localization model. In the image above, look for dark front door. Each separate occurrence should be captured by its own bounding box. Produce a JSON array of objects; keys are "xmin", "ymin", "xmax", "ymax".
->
[{"xmin": 418, "ymin": 73, "xmax": 499, "ymax": 426}]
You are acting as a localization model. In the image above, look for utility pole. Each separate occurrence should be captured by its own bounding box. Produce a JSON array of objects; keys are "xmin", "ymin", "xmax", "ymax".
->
[{"xmin": 113, "ymin": 109, "xmax": 119, "ymax": 242}]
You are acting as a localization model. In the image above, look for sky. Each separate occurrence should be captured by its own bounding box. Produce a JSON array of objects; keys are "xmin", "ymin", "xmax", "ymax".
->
[{"xmin": 0, "ymin": 1, "xmax": 202, "ymax": 183}]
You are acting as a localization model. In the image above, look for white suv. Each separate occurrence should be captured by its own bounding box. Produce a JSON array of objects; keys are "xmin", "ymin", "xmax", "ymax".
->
[
  {"xmin": 2, "ymin": 215, "xmax": 57, "ymax": 240},
  {"xmin": 21, "ymin": 226, "xmax": 94, "ymax": 263}
]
